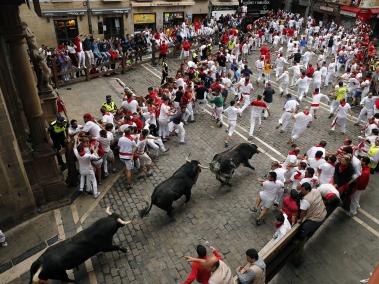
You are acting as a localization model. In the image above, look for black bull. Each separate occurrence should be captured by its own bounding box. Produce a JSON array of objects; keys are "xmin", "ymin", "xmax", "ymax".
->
[
  {"xmin": 29, "ymin": 208, "xmax": 130, "ymax": 283},
  {"xmin": 140, "ymin": 159, "xmax": 208, "ymax": 217},
  {"xmin": 210, "ymin": 143, "xmax": 259, "ymax": 185}
]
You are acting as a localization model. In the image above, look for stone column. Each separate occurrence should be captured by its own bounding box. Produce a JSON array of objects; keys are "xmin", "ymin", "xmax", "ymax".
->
[{"xmin": 0, "ymin": 5, "xmax": 71, "ymax": 207}]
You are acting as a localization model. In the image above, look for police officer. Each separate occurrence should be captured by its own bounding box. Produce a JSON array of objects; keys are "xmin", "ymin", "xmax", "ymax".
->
[
  {"xmin": 48, "ymin": 115, "xmax": 69, "ymax": 170},
  {"xmin": 161, "ymin": 59, "xmax": 169, "ymax": 86},
  {"xmin": 102, "ymin": 95, "xmax": 117, "ymax": 114}
]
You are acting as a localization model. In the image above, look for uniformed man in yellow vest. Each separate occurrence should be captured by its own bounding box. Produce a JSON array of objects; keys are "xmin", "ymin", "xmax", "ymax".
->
[
  {"xmin": 102, "ymin": 95, "xmax": 117, "ymax": 114},
  {"xmin": 329, "ymin": 81, "xmax": 348, "ymax": 118},
  {"xmin": 48, "ymin": 115, "xmax": 69, "ymax": 170},
  {"xmin": 368, "ymin": 137, "xmax": 379, "ymax": 174}
]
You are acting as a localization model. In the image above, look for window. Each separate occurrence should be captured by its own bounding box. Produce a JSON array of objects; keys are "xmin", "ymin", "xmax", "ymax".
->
[{"xmin": 54, "ymin": 18, "xmax": 79, "ymax": 44}]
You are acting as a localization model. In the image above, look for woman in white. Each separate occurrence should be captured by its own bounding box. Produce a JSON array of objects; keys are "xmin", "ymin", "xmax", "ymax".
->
[{"xmin": 251, "ymin": 172, "xmax": 284, "ymax": 225}]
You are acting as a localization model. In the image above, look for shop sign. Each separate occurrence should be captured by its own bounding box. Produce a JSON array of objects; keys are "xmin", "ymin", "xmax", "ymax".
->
[
  {"xmin": 133, "ymin": 13, "xmax": 156, "ymax": 24},
  {"xmin": 42, "ymin": 9, "xmax": 87, "ymax": 17},
  {"xmin": 340, "ymin": 10, "xmax": 356, "ymax": 17},
  {"xmin": 319, "ymin": 5, "xmax": 334, "ymax": 12}
]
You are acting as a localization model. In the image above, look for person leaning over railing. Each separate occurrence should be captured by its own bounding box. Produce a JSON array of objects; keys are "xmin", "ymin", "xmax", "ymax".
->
[{"xmin": 297, "ymin": 182, "xmax": 327, "ymax": 238}]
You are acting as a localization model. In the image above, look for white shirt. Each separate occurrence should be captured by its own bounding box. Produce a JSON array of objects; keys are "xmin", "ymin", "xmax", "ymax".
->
[
  {"xmin": 311, "ymin": 93, "xmax": 329, "ymax": 106},
  {"xmin": 221, "ymin": 77, "xmax": 233, "ymax": 88},
  {"xmin": 318, "ymin": 183, "xmax": 340, "ymax": 199},
  {"xmin": 121, "ymin": 99, "xmax": 139, "ymax": 114},
  {"xmin": 293, "ymin": 112, "xmax": 312, "ymax": 129},
  {"xmin": 273, "ymin": 213, "xmax": 292, "ymax": 243},
  {"xmin": 98, "ymin": 132, "xmax": 113, "ymax": 152},
  {"xmin": 360, "ymin": 96, "xmax": 375, "ymax": 110},
  {"xmin": 318, "ymin": 162, "xmax": 335, "ymax": 184},
  {"xmin": 74, "ymin": 148, "xmax": 98, "ymax": 174},
  {"xmin": 307, "ymin": 145, "xmax": 326, "ymax": 159},
  {"xmin": 102, "ymin": 113, "xmax": 114, "ymax": 127},
  {"xmin": 336, "ymin": 103, "xmax": 351, "ymax": 118},
  {"xmin": 250, "ymin": 100, "xmax": 267, "ymax": 117},
  {"xmin": 118, "ymin": 135, "xmax": 136, "ymax": 160},
  {"xmin": 273, "ymin": 167, "xmax": 286, "ymax": 183},
  {"xmin": 313, "ymin": 70, "xmax": 322, "ymax": 82},
  {"xmin": 82, "ymin": 121, "xmax": 101, "ymax": 138},
  {"xmin": 262, "ymin": 180, "xmax": 284, "ymax": 201},
  {"xmin": 283, "ymin": 99, "xmax": 299, "ymax": 112},
  {"xmin": 159, "ymin": 103, "xmax": 170, "ymax": 121},
  {"xmin": 275, "ymin": 56, "xmax": 288, "ymax": 68},
  {"xmin": 320, "ymin": 66, "xmax": 327, "ymax": 77},
  {"xmin": 255, "ymin": 59, "xmax": 264, "ymax": 70},
  {"xmin": 278, "ymin": 71, "xmax": 289, "ymax": 84},
  {"xmin": 308, "ymin": 158, "xmax": 326, "ymax": 171},
  {"xmin": 224, "ymin": 106, "xmax": 241, "ymax": 121},
  {"xmin": 238, "ymin": 79, "xmax": 254, "ymax": 94},
  {"xmin": 295, "ymin": 77, "xmax": 312, "ymax": 89}
]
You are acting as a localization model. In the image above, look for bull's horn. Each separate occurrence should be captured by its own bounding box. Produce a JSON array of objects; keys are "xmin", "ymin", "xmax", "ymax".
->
[
  {"xmin": 117, "ymin": 218, "xmax": 131, "ymax": 225},
  {"xmin": 186, "ymin": 153, "xmax": 191, "ymax": 163},
  {"xmin": 198, "ymin": 163, "xmax": 209, "ymax": 169},
  {"xmin": 106, "ymin": 206, "xmax": 112, "ymax": 215},
  {"xmin": 32, "ymin": 266, "xmax": 42, "ymax": 283}
]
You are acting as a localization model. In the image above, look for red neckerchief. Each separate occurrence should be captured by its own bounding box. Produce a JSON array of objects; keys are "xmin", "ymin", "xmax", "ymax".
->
[
  {"xmin": 341, "ymin": 101, "xmax": 346, "ymax": 107},
  {"xmin": 104, "ymin": 112, "xmax": 110, "ymax": 116},
  {"xmin": 288, "ymin": 150, "xmax": 296, "ymax": 155},
  {"xmin": 294, "ymin": 171, "xmax": 302, "ymax": 180},
  {"xmin": 315, "ymin": 157, "xmax": 321, "ymax": 160},
  {"xmin": 327, "ymin": 161, "xmax": 335, "ymax": 167},
  {"xmin": 275, "ymin": 222, "xmax": 284, "ymax": 229},
  {"xmin": 245, "ymin": 80, "xmax": 249, "ymax": 86},
  {"xmin": 315, "ymin": 144, "xmax": 322, "ymax": 147},
  {"xmin": 79, "ymin": 150, "xmax": 86, "ymax": 156},
  {"xmin": 303, "ymin": 110, "xmax": 310, "ymax": 115},
  {"xmin": 313, "ymin": 91, "xmax": 319, "ymax": 95},
  {"xmin": 125, "ymin": 134, "xmax": 134, "ymax": 141},
  {"xmin": 139, "ymin": 136, "xmax": 146, "ymax": 141},
  {"xmin": 127, "ymin": 97, "xmax": 133, "ymax": 103}
]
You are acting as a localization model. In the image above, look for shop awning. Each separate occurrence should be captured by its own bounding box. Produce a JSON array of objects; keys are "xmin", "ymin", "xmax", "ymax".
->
[
  {"xmin": 41, "ymin": 9, "xmax": 87, "ymax": 17},
  {"xmin": 131, "ymin": 1, "xmax": 195, "ymax": 7},
  {"xmin": 340, "ymin": 5, "xmax": 361, "ymax": 13},
  {"xmin": 211, "ymin": 0, "xmax": 239, "ymax": 6},
  {"xmin": 91, "ymin": 8, "xmax": 130, "ymax": 15}
]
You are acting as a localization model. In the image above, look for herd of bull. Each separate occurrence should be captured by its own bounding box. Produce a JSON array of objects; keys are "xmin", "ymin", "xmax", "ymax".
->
[{"xmin": 30, "ymin": 143, "xmax": 259, "ymax": 283}]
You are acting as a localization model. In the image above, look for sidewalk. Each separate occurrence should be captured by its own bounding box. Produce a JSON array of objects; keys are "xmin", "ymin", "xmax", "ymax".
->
[{"xmin": 0, "ymin": 77, "xmax": 126, "ymax": 283}]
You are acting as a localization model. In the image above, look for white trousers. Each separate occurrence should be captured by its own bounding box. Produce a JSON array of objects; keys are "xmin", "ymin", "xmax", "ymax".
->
[
  {"xmin": 77, "ymin": 51, "xmax": 86, "ymax": 68},
  {"xmin": 80, "ymin": 169, "xmax": 98, "ymax": 195},
  {"xmin": 275, "ymin": 66, "xmax": 284, "ymax": 78},
  {"xmin": 257, "ymin": 70, "xmax": 263, "ymax": 82},
  {"xmin": 85, "ymin": 50, "xmax": 95, "ymax": 66},
  {"xmin": 172, "ymin": 122, "xmax": 185, "ymax": 142},
  {"xmin": 298, "ymin": 88, "xmax": 307, "ymax": 101},
  {"xmin": 279, "ymin": 82, "xmax": 289, "ymax": 95},
  {"xmin": 331, "ymin": 116, "xmax": 347, "ymax": 133},
  {"xmin": 214, "ymin": 106, "xmax": 224, "ymax": 122},
  {"xmin": 291, "ymin": 126, "xmax": 306, "ymax": 140},
  {"xmin": 350, "ymin": 190, "xmax": 363, "ymax": 215},
  {"xmin": 325, "ymin": 72, "xmax": 335, "ymax": 86},
  {"xmin": 147, "ymin": 138, "xmax": 166, "ymax": 152},
  {"xmin": 249, "ymin": 115, "xmax": 261, "ymax": 136},
  {"xmin": 358, "ymin": 107, "xmax": 374, "ymax": 122},
  {"xmin": 158, "ymin": 118, "xmax": 169, "ymax": 139},
  {"xmin": 227, "ymin": 120, "xmax": 237, "ymax": 136},
  {"xmin": 330, "ymin": 100, "xmax": 340, "ymax": 115},
  {"xmin": 279, "ymin": 111, "xmax": 292, "ymax": 131},
  {"xmin": 241, "ymin": 94, "xmax": 251, "ymax": 112},
  {"xmin": 184, "ymin": 102, "xmax": 194, "ymax": 122}
]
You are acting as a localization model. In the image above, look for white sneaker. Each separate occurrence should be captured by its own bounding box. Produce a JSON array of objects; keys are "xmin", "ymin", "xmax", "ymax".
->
[
  {"xmin": 93, "ymin": 192, "xmax": 101, "ymax": 199},
  {"xmin": 1, "ymin": 242, "xmax": 8, "ymax": 247}
]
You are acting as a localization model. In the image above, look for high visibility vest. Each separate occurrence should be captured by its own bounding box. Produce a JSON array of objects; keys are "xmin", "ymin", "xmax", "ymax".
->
[
  {"xmin": 335, "ymin": 87, "xmax": 348, "ymax": 102},
  {"xmin": 102, "ymin": 101, "xmax": 116, "ymax": 112},
  {"xmin": 50, "ymin": 120, "xmax": 67, "ymax": 134},
  {"xmin": 192, "ymin": 52, "xmax": 198, "ymax": 58},
  {"xmin": 368, "ymin": 144, "xmax": 379, "ymax": 169}
]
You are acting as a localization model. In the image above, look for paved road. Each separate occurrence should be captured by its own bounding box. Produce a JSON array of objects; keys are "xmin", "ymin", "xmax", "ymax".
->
[{"xmin": 6, "ymin": 50, "xmax": 379, "ymax": 283}]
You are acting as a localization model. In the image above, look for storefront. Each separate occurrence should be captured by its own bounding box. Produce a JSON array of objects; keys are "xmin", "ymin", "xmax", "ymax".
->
[
  {"xmin": 92, "ymin": 8, "xmax": 129, "ymax": 39},
  {"xmin": 133, "ymin": 13, "xmax": 156, "ymax": 32},
  {"xmin": 312, "ymin": 4, "xmax": 337, "ymax": 23},
  {"xmin": 163, "ymin": 12, "xmax": 184, "ymax": 28},
  {"xmin": 192, "ymin": 13, "xmax": 208, "ymax": 24},
  {"xmin": 53, "ymin": 18, "xmax": 79, "ymax": 44},
  {"xmin": 42, "ymin": 9, "xmax": 86, "ymax": 44},
  {"xmin": 210, "ymin": 1, "xmax": 239, "ymax": 19}
]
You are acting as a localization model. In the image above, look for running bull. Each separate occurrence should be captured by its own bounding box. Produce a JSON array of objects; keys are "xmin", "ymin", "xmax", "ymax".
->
[
  {"xmin": 140, "ymin": 154, "xmax": 208, "ymax": 217},
  {"xmin": 30, "ymin": 207, "xmax": 130, "ymax": 283},
  {"xmin": 210, "ymin": 143, "xmax": 259, "ymax": 185}
]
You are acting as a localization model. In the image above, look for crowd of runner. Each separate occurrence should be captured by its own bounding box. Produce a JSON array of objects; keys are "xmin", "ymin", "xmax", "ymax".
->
[{"xmin": 14, "ymin": 9, "xmax": 378, "ymax": 284}]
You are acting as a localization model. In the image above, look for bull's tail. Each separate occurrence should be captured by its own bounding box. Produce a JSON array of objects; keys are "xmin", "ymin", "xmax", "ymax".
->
[{"xmin": 139, "ymin": 201, "xmax": 153, "ymax": 218}]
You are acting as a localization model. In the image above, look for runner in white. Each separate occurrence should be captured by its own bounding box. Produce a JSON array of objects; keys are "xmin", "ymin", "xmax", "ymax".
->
[
  {"xmin": 277, "ymin": 94, "xmax": 299, "ymax": 133},
  {"xmin": 223, "ymin": 100, "xmax": 242, "ymax": 148},
  {"xmin": 248, "ymin": 95, "xmax": 269, "ymax": 139},
  {"xmin": 330, "ymin": 99, "xmax": 351, "ymax": 134},
  {"xmin": 289, "ymin": 107, "xmax": 313, "ymax": 144},
  {"xmin": 310, "ymin": 88, "xmax": 330, "ymax": 119}
]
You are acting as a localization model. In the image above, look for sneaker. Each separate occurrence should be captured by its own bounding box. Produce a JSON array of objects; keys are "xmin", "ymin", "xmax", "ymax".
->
[
  {"xmin": 179, "ymin": 141, "xmax": 186, "ymax": 145},
  {"xmin": 256, "ymin": 218, "xmax": 263, "ymax": 226},
  {"xmin": 1, "ymin": 242, "xmax": 8, "ymax": 247},
  {"xmin": 275, "ymin": 124, "xmax": 281, "ymax": 129},
  {"xmin": 328, "ymin": 114, "xmax": 333, "ymax": 119},
  {"xmin": 348, "ymin": 211, "xmax": 357, "ymax": 217},
  {"xmin": 248, "ymin": 136, "xmax": 253, "ymax": 141},
  {"xmin": 224, "ymin": 142, "xmax": 229, "ymax": 148},
  {"xmin": 147, "ymin": 171, "xmax": 154, "ymax": 177},
  {"xmin": 273, "ymin": 203, "xmax": 279, "ymax": 208},
  {"xmin": 126, "ymin": 184, "xmax": 133, "ymax": 190},
  {"xmin": 162, "ymin": 148, "xmax": 170, "ymax": 153},
  {"xmin": 104, "ymin": 173, "xmax": 109, "ymax": 178},
  {"xmin": 250, "ymin": 207, "xmax": 258, "ymax": 213},
  {"xmin": 93, "ymin": 192, "xmax": 101, "ymax": 199}
]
